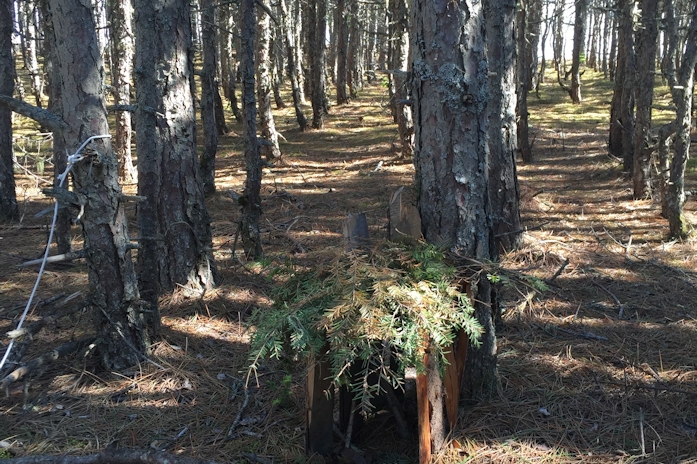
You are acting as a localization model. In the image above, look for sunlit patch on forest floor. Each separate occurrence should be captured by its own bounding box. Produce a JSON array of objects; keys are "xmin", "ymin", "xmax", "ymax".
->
[{"xmin": 1, "ymin": 73, "xmax": 697, "ymax": 464}]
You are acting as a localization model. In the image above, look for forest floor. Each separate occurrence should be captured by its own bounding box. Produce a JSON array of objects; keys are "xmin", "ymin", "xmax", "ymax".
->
[{"xmin": 2, "ymin": 72, "xmax": 697, "ymax": 464}]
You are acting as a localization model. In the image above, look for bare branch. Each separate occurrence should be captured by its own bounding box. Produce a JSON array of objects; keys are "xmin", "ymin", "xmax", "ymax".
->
[{"xmin": 0, "ymin": 95, "xmax": 68, "ymax": 134}]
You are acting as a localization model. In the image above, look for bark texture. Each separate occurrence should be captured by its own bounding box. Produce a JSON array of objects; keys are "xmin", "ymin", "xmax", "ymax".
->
[
  {"xmin": 569, "ymin": 0, "xmax": 588, "ymax": 102},
  {"xmin": 0, "ymin": 0, "xmax": 18, "ymax": 221},
  {"xmin": 486, "ymin": 0, "xmax": 521, "ymax": 253},
  {"xmin": 200, "ymin": 0, "xmax": 219, "ymax": 195},
  {"xmin": 411, "ymin": 0, "xmax": 498, "ymax": 451},
  {"xmin": 632, "ymin": 0, "xmax": 659, "ymax": 199},
  {"xmin": 279, "ymin": 0, "xmax": 307, "ymax": 131},
  {"xmin": 309, "ymin": 0, "xmax": 327, "ymax": 128},
  {"xmin": 665, "ymin": 4, "xmax": 697, "ymax": 238},
  {"xmin": 388, "ymin": 0, "xmax": 413, "ymax": 159},
  {"xmin": 134, "ymin": 0, "xmax": 218, "ymax": 311},
  {"xmin": 48, "ymin": 0, "xmax": 151, "ymax": 369},
  {"xmin": 256, "ymin": 0, "xmax": 281, "ymax": 160},
  {"xmin": 240, "ymin": 0, "xmax": 263, "ymax": 259},
  {"xmin": 107, "ymin": 0, "xmax": 137, "ymax": 184}
]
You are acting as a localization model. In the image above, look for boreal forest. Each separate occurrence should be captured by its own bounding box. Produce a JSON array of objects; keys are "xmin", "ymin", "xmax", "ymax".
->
[{"xmin": 0, "ymin": 0, "xmax": 697, "ymax": 463}]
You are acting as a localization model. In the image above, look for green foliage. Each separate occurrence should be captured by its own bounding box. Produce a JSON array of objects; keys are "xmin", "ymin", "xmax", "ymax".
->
[
  {"xmin": 270, "ymin": 374, "xmax": 295, "ymax": 409},
  {"xmin": 247, "ymin": 242, "xmax": 483, "ymax": 413}
]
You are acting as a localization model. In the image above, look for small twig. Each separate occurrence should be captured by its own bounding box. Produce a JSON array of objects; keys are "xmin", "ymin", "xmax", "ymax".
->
[
  {"xmin": 494, "ymin": 221, "xmax": 551, "ymax": 238},
  {"xmin": 589, "ymin": 277, "xmax": 625, "ymax": 318},
  {"xmin": 228, "ymin": 387, "xmax": 250, "ymax": 436},
  {"xmin": 546, "ymin": 257, "xmax": 570, "ymax": 284}
]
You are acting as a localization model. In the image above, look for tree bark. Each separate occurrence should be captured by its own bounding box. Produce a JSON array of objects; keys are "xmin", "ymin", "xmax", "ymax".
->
[
  {"xmin": 412, "ymin": 0, "xmax": 498, "ymax": 454},
  {"xmin": 200, "ymin": 0, "xmax": 219, "ymax": 196},
  {"xmin": 134, "ymin": 0, "xmax": 219, "ymax": 312},
  {"xmin": 388, "ymin": 0, "xmax": 412, "ymax": 159},
  {"xmin": 487, "ymin": 0, "xmax": 521, "ymax": 253},
  {"xmin": 279, "ymin": 0, "xmax": 307, "ymax": 131},
  {"xmin": 309, "ymin": 0, "xmax": 327, "ymax": 128},
  {"xmin": 256, "ymin": 0, "xmax": 281, "ymax": 160},
  {"xmin": 336, "ymin": 0, "xmax": 349, "ymax": 105},
  {"xmin": 106, "ymin": 0, "xmax": 137, "ymax": 184},
  {"xmin": 665, "ymin": 3, "xmax": 697, "ymax": 238},
  {"xmin": 0, "ymin": 0, "xmax": 18, "ymax": 221},
  {"xmin": 49, "ymin": 0, "xmax": 151, "ymax": 370},
  {"xmin": 632, "ymin": 0, "xmax": 659, "ymax": 199},
  {"xmin": 517, "ymin": 0, "xmax": 532, "ymax": 163},
  {"xmin": 569, "ymin": 0, "xmax": 588, "ymax": 102},
  {"xmin": 240, "ymin": 0, "xmax": 263, "ymax": 259}
]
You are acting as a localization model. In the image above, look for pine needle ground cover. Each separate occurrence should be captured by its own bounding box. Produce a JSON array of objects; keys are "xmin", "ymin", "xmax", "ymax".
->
[{"xmin": 1, "ymin": 76, "xmax": 697, "ymax": 464}]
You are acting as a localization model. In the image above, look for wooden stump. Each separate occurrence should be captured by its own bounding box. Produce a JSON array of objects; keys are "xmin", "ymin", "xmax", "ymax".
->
[{"xmin": 305, "ymin": 348, "xmax": 334, "ymax": 455}]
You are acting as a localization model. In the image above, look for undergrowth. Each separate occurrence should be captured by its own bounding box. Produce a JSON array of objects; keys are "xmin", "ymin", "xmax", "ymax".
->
[{"xmin": 246, "ymin": 242, "xmax": 483, "ymax": 414}]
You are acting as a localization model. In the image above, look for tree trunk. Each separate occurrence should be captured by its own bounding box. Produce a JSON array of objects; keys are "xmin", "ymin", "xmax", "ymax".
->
[
  {"xmin": 665, "ymin": 4, "xmax": 697, "ymax": 239},
  {"xmin": 279, "ymin": 0, "xmax": 307, "ymax": 131},
  {"xmin": 526, "ymin": 0, "xmax": 542, "ymax": 91},
  {"xmin": 347, "ymin": 0, "xmax": 361, "ymax": 98},
  {"xmin": 411, "ymin": 0, "xmax": 498, "ymax": 454},
  {"xmin": 517, "ymin": 0, "xmax": 532, "ymax": 163},
  {"xmin": 552, "ymin": 0, "xmax": 564, "ymax": 75},
  {"xmin": 609, "ymin": 0, "xmax": 634, "ymax": 171},
  {"xmin": 309, "ymin": 0, "xmax": 327, "ymax": 129},
  {"xmin": 388, "ymin": 0, "xmax": 412, "ymax": 159},
  {"xmin": 569, "ymin": 0, "xmax": 588, "ymax": 102},
  {"xmin": 200, "ymin": 0, "xmax": 219, "ymax": 196},
  {"xmin": 619, "ymin": 0, "xmax": 636, "ymax": 172},
  {"xmin": 106, "ymin": 0, "xmax": 137, "ymax": 184},
  {"xmin": 487, "ymin": 0, "xmax": 521, "ymax": 253},
  {"xmin": 22, "ymin": 1, "xmax": 43, "ymax": 109},
  {"xmin": 50, "ymin": 0, "xmax": 151, "ymax": 369},
  {"xmin": 0, "ymin": 0, "xmax": 18, "ymax": 221},
  {"xmin": 632, "ymin": 0, "xmax": 659, "ymax": 199},
  {"xmin": 37, "ymin": 0, "xmax": 72, "ymax": 254},
  {"xmin": 240, "ymin": 0, "xmax": 263, "ymax": 259},
  {"xmin": 336, "ymin": 0, "xmax": 349, "ymax": 105},
  {"xmin": 256, "ymin": 0, "xmax": 282, "ymax": 159},
  {"xmin": 134, "ymin": 0, "xmax": 219, "ymax": 311}
]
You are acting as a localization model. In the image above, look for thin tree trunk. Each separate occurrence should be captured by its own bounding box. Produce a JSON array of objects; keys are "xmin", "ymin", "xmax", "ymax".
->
[
  {"xmin": 336, "ymin": 0, "xmax": 349, "ymax": 105},
  {"xmin": 619, "ymin": 0, "xmax": 636, "ymax": 172},
  {"xmin": 106, "ymin": 0, "xmax": 137, "ymax": 184},
  {"xmin": 487, "ymin": 0, "xmax": 521, "ymax": 253},
  {"xmin": 22, "ymin": 1, "xmax": 43, "ymax": 108},
  {"xmin": 632, "ymin": 0, "xmax": 659, "ymax": 199},
  {"xmin": 240, "ymin": 0, "xmax": 263, "ymax": 258},
  {"xmin": 280, "ymin": 0, "xmax": 307, "ymax": 131},
  {"xmin": 665, "ymin": 4, "xmax": 697, "ymax": 238},
  {"xmin": 389, "ymin": 0, "xmax": 412, "ymax": 159},
  {"xmin": 200, "ymin": 0, "xmax": 219, "ymax": 195},
  {"xmin": 0, "ymin": 0, "xmax": 18, "ymax": 221},
  {"xmin": 517, "ymin": 0, "xmax": 532, "ymax": 162},
  {"xmin": 309, "ymin": 0, "xmax": 327, "ymax": 128},
  {"xmin": 256, "ymin": 0, "xmax": 281, "ymax": 160},
  {"xmin": 569, "ymin": 0, "xmax": 588, "ymax": 102}
]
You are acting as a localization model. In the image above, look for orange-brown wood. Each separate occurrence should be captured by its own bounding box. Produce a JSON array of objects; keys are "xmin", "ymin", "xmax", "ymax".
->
[
  {"xmin": 443, "ymin": 329, "xmax": 469, "ymax": 430},
  {"xmin": 416, "ymin": 353, "xmax": 431, "ymax": 464}
]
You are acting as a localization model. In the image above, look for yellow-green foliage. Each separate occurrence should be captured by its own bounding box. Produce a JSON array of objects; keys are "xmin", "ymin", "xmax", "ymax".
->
[{"xmin": 247, "ymin": 242, "xmax": 483, "ymax": 413}]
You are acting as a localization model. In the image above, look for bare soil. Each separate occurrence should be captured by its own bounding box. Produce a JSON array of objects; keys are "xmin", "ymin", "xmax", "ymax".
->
[{"xmin": 1, "ymin": 76, "xmax": 697, "ymax": 464}]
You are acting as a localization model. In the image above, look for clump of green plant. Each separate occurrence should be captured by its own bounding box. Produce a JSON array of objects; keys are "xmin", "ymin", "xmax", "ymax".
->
[{"xmin": 247, "ymin": 242, "xmax": 483, "ymax": 413}]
